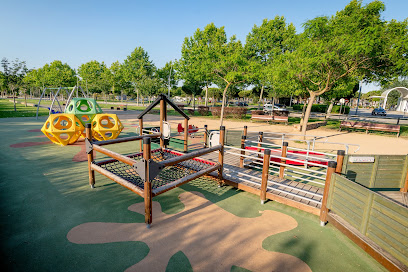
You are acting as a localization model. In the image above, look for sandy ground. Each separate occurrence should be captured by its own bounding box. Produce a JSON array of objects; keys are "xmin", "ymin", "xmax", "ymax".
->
[{"xmin": 123, "ymin": 113, "xmax": 408, "ymax": 155}]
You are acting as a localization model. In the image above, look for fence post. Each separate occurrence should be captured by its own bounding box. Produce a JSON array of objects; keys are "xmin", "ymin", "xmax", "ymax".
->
[
  {"xmin": 320, "ymin": 161, "xmax": 337, "ymax": 226},
  {"xmin": 218, "ymin": 126, "xmax": 225, "ymax": 186},
  {"xmin": 260, "ymin": 149, "xmax": 271, "ymax": 204},
  {"xmin": 85, "ymin": 123, "xmax": 95, "ymax": 188},
  {"xmin": 143, "ymin": 137, "xmax": 152, "ymax": 228},
  {"xmin": 160, "ymin": 99, "xmax": 166, "ymax": 149},
  {"xmin": 243, "ymin": 125, "xmax": 248, "ymax": 138},
  {"xmin": 139, "ymin": 118, "xmax": 143, "ymax": 152},
  {"xmin": 184, "ymin": 118, "xmax": 188, "ymax": 153},
  {"xmin": 204, "ymin": 125, "xmax": 208, "ymax": 148},
  {"xmin": 336, "ymin": 150, "xmax": 345, "ymax": 174},
  {"xmin": 257, "ymin": 131, "xmax": 263, "ymax": 158},
  {"xmin": 402, "ymin": 156, "xmax": 408, "ymax": 192},
  {"xmin": 240, "ymin": 135, "xmax": 246, "ymax": 168},
  {"xmin": 279, "ymin": 142, "xmax": 288, "ymax": 179}
]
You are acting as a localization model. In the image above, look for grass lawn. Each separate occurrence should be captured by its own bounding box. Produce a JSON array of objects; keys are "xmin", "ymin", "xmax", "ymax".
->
[{"xmin": 0, "ymin": 100, "xmax": 49, "ymax": 118}]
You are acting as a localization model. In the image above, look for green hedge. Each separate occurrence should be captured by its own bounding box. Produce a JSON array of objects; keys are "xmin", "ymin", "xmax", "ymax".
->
[{"xmin": 293, "ymin": 104, "xmax": 349, "ymax": 114}]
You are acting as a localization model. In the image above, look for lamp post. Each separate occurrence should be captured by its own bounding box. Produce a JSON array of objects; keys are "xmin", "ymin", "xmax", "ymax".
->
[
  {"xmin": 355, "ymin": 82, "xmax": 362, "ymax": 115},
  {"xmin": 168, "ymin": 61, "xmax": 173, "ymax": 98}
]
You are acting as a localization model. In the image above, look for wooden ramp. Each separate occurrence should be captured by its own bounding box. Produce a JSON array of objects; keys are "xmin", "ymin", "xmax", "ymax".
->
[{"xmin": 200, "ymin": 151, "xmax": 324, "ymax": 215}]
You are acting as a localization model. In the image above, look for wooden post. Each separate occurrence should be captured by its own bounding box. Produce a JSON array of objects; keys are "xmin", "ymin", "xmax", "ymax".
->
[
  {"xmin": 320, "ymin": 161, "xmax": 337, "ymax": 226},
  {"xmin": 243, "ymin": 125, "xmax": 248, "ymax": 138},
  {"xmin": 143, "ymin": 137, "xmax": 153, "ymax": 228},
  {"xmin": 204, "ymin": 125, "xmax": 208, "ymax": 148},
  {"xmin": 402, "ymin": 156, "xmax": 408, "ymax": 192},
  {"xmin": 260, "ymin": 149, "xmax": 271, "ymax": 204},
  {"xmin": 160, "ymin": 99, "xmax": 166, "ymax": 148},
  {"xmin": 257, "ymin": 131, "xmax": 263, "ymax": 158},
  {"xmin": 218, "ymin": 126, "xmax": 225, "ymax": 185},
  {"xmin": 139, "ymin": 118, "xmax": 143, "ymax": 152},
  {"xmin": 336, "ymin": 150, "xmax": 345, "ymax": 174},
  {"xmin": 85, "ymin": 124, "xmax": 95, "ymax": 188},
  {"xmin": 184, "ymin": 118, "xmax": 188, "ymax": 153},
  {"xmin": 239, "ymin": 135, "xmax": 246, "ymax": 168},
  {"xmin": 279, "ymin": 142, "xmax": 288, "ymax": 179}
]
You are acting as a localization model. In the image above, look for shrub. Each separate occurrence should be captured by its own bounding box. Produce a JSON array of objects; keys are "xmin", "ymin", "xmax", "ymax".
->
[
  {"xmin": 251, "ymin": 110, "xmax": 264, "ymax": 115},
  {"xmin": 198, "ymin": 106, "xmax": 210, "ymax": 116},
  {"xmin": 332, "ymin": 105, "xmax": 350, "ymax": 114},
  {"xmin": 210, "ymin": 106, "xmax": 247, "ymax": 118},
  {"xmin": 210, "ymin": 107, "xmax": 221, "ymax": 117}
]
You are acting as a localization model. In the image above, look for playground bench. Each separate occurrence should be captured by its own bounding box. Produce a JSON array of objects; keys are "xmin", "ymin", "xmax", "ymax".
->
[
  {"xmin": 251, "ymin": 114, "xmax": 288, "ymax": 124},
  {"xmin": 339, "ymin": 121, "xmax": 400, "ymax": 137},
  {"xmin": 111, "ymin": 105, "xmax": 127, "ymax": 111}
]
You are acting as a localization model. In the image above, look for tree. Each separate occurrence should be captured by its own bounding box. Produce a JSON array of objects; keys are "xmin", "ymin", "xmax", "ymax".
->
[
  {"xmin": 245, "ymin": 17, "xmax": 296, "ymax": 109},
  {"xmin": 157, "ymin": 61, "xmax": 178, "ymax": 96},
  {"xmin": 276, "ymin": 0, "xmax": 408, "ymax": 136},
  {"xmin": 78, "ymin": 60, "xmax": 109, "ymax": 94},
  {"xmin": 121, "ymin": 47, "xmax": 156, "ymax": 105},
  {"xmin": 181, "ymin": 79, "xmax": 202, "ymax": 110},
  {"xmin": 178, "ymin": 23, "xmax": 226, "ymax": 107},
  {"xmin": 41, "ymin": 60, "xmax": 76, "ymax": 87}
]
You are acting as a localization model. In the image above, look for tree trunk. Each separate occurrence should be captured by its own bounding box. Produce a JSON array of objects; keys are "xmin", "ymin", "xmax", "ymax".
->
[
  {"xmin": 325, "ymin": 98, "xmax": 335, "ymax": 119},
  {"xmin": 24, "ymin": 94, "xmax": 27, "ymax": 107},
  {"xmin": 301, "ymin": 93, "xmax": 317, "ymax": 138},
  {"xmin": 205, "ymin": 84, "xmax": 209, "ymax": 107},
  {"xmin": 13, "ymin": 91, "xmax": 16, "ymax": 112},
  {"xmin": 136, "ymin": 89, "xmax": 139, "ymax": 106},
  {"xmin": 220, "ymin": 82, "xmax": 232, "ymax": 127},
  {"xmin": 257, "ymin": 85, "xmax": 264, "ymax": 110}
]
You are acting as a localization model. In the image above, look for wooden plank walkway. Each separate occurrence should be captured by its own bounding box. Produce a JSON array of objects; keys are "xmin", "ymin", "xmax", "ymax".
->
[
  {"xmin": 199, "ymin": 149, "xmax": 324, "ymax": 214},
  {"xmin": 377, "ymin": 191, "xmax": 408, "ymax": 208}
]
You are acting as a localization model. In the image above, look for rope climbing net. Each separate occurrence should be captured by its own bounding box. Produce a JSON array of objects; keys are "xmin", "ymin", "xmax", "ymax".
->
[{"xmin": 95, "ymin": 149, "xmax": 216, "ymax": 190}]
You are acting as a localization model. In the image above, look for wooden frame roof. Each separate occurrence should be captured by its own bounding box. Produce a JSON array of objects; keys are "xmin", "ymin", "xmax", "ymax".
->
[{"xmin": 137, "ymin": 94, "xmax": 190, "ymax": 120}]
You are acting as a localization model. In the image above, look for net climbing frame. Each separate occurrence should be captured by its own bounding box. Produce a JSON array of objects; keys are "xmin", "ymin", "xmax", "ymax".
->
[{"xmin": 85, "ymin": 124, "xmax": 225, "ymax": 228}]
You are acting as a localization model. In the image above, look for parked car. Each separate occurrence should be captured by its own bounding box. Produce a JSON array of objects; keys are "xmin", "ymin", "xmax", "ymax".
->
[
  {"xmin": 371, "ymin": 108, "xmax": 386, "ymax": 116},
  {"xmin": 235, "ymin": 102, "xmax": 248, "ymax": 106},
  {"xmin": 263, "ymin": 103, "xmax": 286, "ymax": 113}
]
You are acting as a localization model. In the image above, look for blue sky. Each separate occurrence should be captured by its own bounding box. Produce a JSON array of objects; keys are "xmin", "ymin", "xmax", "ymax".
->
[{"xmin": 1, "ymin": 0, "xmax": 407, "ymax": 91}]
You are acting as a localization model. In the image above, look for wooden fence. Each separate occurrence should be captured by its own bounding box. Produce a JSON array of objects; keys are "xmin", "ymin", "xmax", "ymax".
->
[
  {"xmin": 342, "ymin": 155, "xmax": 408, "ymax": 189},
  {"xmin": 327, "ymin": 174, "xmax": 408, "ymax": 267}
]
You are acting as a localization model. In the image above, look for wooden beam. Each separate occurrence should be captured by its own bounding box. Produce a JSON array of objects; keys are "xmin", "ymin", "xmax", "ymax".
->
[
  {"xmin": 204, "ymin": 125, "xmax": 208, "ymax": 148},
  {"xmin": 85, "ymin": 124, "xmax": 95, "ymax": 188},
  {"xmin": 143, "ymin": 137, "xmax": 152, "ymax": 228},
  {"xmin": 336, "ymin": 150, "xmax": 345, "ymax": 174},
  {"xmin": 260, "ymin": 149, "xmax": 271, "ymax": 204},
  {"xmin": 239, "ymin": 135, "xmax": 246, "ymax": 168},
  {"xmin": 161, "ymin": 145, "xmax": 222, "ymax": 167},
  {"xmin": 95, "ymin": 133, "xmax": 160, "ymax": 146},
  {"xmin": 184, "ymin": 118, "xmax": 188, "ymax": 153},
  {"xmin": 279, "ymin": 142, "xmax": 288, "ymax": 179},
  {"xmin": 93, "ymin": 145, "xmax": 138, "ymax": 166},
  {"xmin": 160, "ymin": 99, "xmax": 166, "ymax": 148}
]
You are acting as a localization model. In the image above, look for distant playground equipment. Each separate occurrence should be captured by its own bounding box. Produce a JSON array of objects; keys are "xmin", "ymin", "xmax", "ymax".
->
[
  {"xmin": 41, "ymin": 95, "xmax": 124, "ymax": 146},
  {"xmin": 36, "ymin": 86, "xmax": 88, "ymax": 119}
]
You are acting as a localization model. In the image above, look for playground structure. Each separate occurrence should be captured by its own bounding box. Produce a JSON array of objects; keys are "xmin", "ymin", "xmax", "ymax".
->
[
  {"xmin": 83, "ymin": 94, "xmax": 407, "ymax": 271},
  {"xmin": 41, "ymin": 96, "xmax": 124, "ymax": 146},
  {"xmin": 36, "ymin": 86, "xmax": 88, "ymax": 119}
]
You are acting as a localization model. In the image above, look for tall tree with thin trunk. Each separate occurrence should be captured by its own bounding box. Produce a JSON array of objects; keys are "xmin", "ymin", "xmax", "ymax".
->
[
  {"xmin": 245, "ymin": 17, "xmax": 296, "ymax": 109},
  {"xmin": 276, "ymin": 0, "xmax": 408, "ymax": 137}
]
